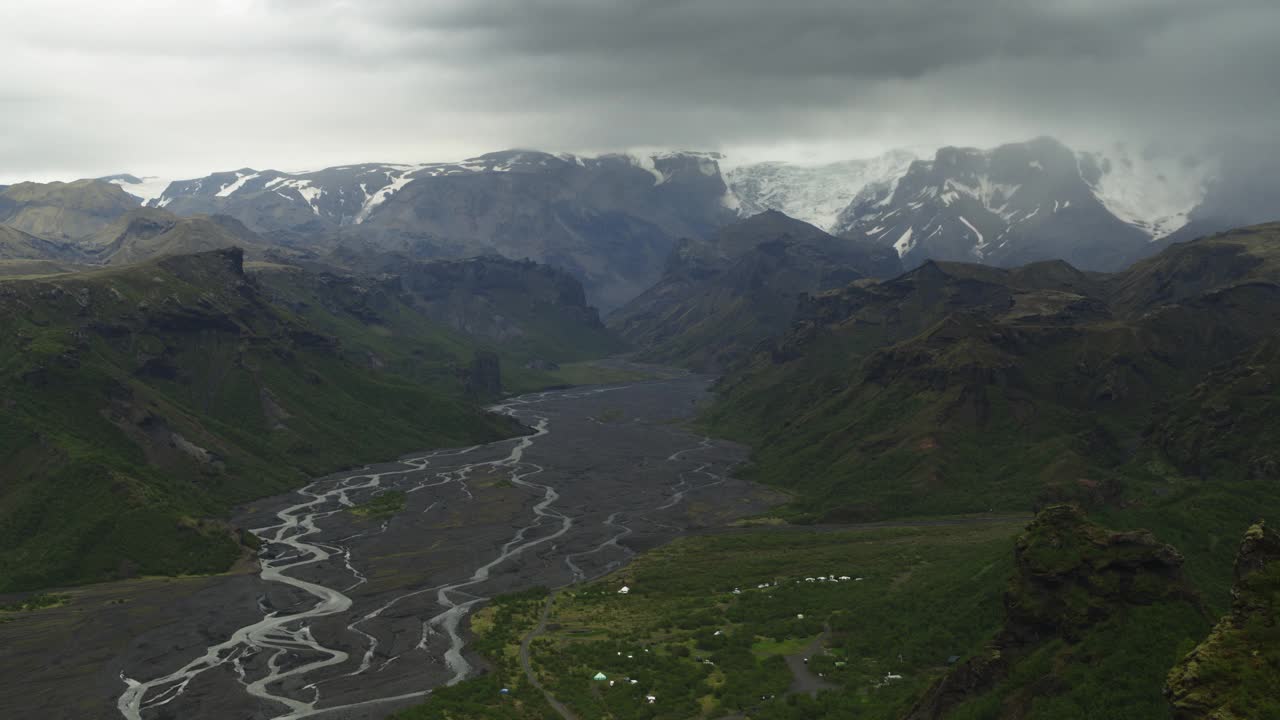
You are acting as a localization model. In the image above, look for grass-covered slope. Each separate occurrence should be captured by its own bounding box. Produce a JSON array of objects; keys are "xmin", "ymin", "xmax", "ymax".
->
[{"xmin": 0, "ymin": 248, "xmax": 521, "ymax": 592}]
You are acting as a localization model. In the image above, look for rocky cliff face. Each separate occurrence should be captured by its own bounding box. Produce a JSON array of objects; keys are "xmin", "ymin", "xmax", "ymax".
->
[
  {"xmin": 907, "ymin": 506, "xmax": 1201, "ymax": 720},
  {"xmin": 465, "ymin": 350, "xmax": 503, "ymax": 397},
  {"xmin": 1166, "ymin": 522, "xmax": 1280, "ymax": 719}
]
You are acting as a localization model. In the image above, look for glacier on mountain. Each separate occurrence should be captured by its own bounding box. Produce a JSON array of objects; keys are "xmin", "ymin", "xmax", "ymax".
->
[
  {"xmin": 1080, "ymin": 145, "xmax": 1214, "ymax": 239},
  {"xmin": 724, "ymin": 149, "xmax": 920, "ymax": 232}
]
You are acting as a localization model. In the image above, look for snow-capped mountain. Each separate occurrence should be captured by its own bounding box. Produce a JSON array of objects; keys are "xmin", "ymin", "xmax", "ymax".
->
[
  {"xmin": 150, "ymin": 150, "xmax": 734, "ymax": 309},
  {"xmin": 829, "ymin": 138, "xmax": 1210, "ymax": 271},
  {"xmin": 150, "ymin": 162, "xmax": 427, "ymax": 229},
  {"xmin": 722, "ymin": 140, "xmax": 1221, "ymax": 271},
  {"xmin": 723, "ymin": 149, "xmax": 920, "ymax": 232},
  {"xmin": 150, "ymin": 150, "xmax": 730, "ymax": 230},
  {"xmin": 129, "ymin": 138, "xmax": 1273, "ymax": 303}
]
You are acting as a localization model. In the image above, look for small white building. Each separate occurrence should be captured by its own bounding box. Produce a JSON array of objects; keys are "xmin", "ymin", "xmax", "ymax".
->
[{"xmin": 618, "ymin": 585, "xmax": 630, "ymax": 594}]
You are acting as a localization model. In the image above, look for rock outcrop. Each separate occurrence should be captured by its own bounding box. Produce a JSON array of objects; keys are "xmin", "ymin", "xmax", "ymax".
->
[
  {"xmin": 465, "ymin": 350, "xmax": 502, "ymax": 397},
  {"xmin": 1166, "ymin": 521, "xmax": 1280, "ymax": 719},
  {"xmin": 906, "ymin": 506, "xmax": 1199, "ymax": 720}
]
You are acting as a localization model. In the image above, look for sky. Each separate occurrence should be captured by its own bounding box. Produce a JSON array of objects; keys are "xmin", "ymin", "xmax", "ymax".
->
[{"xmin": 2, "ymin": 0, "xmax": 1278, "ymax": 183}]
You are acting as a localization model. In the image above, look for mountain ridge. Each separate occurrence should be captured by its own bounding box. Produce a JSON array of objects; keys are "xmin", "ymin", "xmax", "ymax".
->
[
  {"xmin": 11, "ymin": 138, "xmax": 1276, "ymax": 312},
  {"xmin": 609, "ymin": 210, "xmax": 901, "ymax": 370}
]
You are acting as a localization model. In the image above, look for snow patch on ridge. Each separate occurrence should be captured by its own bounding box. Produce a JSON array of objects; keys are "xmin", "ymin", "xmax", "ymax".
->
[
  {"xmin": 959, "ymin": 215, "xmax": 983, "ymax": 248},
  {"xmin": 355, "ymin": 167, "xmax": 424, "ymax": 224},
  {"xmin": 216, "ymin": 172, "xmax": 260, "ymax": 198},
  {"xmin": 894, "ymin": 227, "xmax": 915, "ymax": 257},
  {"xmin": 271, "ymin": 179, "xmax": 322, "ymax": 215}
]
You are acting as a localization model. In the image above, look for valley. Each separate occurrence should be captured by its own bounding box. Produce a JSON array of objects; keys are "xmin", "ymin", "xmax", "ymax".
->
[
  {"xmin": 7, "ymin": 4, "xmax": 1280, "ymax": 717},
  {"xmin": 0, "ymin": 371, "xmax": 781, "ymax": 719}
]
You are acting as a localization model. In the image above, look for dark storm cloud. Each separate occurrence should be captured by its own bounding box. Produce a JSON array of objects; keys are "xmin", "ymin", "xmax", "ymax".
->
[
  {"xmin": 1, "ymin": 0, "xmax": 1277, "ymax": 180},
  {"xmin": 393, "ymin": 0, "xmax": 1172, "ymax": 75},
  {"xmin": 359, "ymin": 0, "xmax": 1280, "ymax": 155}
]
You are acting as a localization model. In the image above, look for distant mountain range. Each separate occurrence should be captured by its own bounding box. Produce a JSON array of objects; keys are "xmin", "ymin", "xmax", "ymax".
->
[
  {"xmin": 4, "ymin": 137, "xmax": 1275, "ymax": 309},
  {"xmin": 112, "ymin": 150, "xmax": 736, "ymax": 310}
]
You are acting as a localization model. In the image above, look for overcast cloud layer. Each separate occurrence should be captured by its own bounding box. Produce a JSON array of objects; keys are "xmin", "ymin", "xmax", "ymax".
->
[{"xmin": 2, "ymin": 0, "xmax": 1277, "ymax": 182}]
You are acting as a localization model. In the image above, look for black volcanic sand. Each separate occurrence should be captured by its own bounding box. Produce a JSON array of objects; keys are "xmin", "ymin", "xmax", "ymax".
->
[{"xmin": 0, "ymin": 373, "xmax": 782, "ymax": 720}]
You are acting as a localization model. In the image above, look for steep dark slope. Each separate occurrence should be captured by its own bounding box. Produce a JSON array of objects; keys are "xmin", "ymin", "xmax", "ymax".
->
[
  {"xmin": 611, "ymin": 211, "xmax": 901, "ymax": 371},
  {"xmin": 253, "ymin": 253, "xmax": 624, "ymax": 382}
]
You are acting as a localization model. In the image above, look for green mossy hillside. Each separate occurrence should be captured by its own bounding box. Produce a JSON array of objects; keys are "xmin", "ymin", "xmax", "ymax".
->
[
  {"xmin": 0, "ymin": 249, "xmax": 517, "ymax": 592},
  {"xmin": 704, "ymin": 223, "xmax": 1280, "ymax": 609}
]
